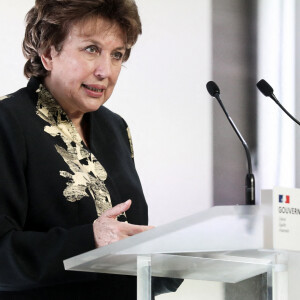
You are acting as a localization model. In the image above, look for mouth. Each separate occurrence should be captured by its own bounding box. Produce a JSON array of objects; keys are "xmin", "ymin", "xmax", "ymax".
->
[{"xmin": 82, "ymin": 84, "xmax": 104, "ymax": 93}]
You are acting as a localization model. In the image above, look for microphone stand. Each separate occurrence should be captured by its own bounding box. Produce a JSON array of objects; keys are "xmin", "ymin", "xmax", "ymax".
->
[
  {"xmin": 214, "ymin": 93, "xmax": 255, "ymax": 205},
  {"xmin": 206, "ymin": 81, "xmax": 255, "ymax": 205}
]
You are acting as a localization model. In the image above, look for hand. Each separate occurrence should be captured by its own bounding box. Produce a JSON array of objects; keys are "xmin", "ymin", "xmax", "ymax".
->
[{"xmin": 93, "ymin": 199, "xmax": 153, "ymax": 248}]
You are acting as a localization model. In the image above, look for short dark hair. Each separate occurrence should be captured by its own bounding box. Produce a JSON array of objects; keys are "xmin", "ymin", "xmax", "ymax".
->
[{"xmin": 23, "ymin": 0, "xmax": 142, "ymax": 78}]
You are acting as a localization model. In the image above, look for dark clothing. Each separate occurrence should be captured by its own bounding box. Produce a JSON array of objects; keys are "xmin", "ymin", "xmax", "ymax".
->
[
  {"xmin": 0, "ymin": 77, "xmax": 148, "ymax": 298},
  {"xmin": 0, "ymin": 276, "xmax": 137, "ymax": 299}
]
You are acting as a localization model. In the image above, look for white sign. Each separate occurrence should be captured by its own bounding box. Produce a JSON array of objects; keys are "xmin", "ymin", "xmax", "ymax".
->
[{"xmin": 273, "ymin": 187, "xmax": 300, "ymax": 251}]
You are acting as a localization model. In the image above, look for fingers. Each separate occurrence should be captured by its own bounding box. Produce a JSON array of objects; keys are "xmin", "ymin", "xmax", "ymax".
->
[
  {"xmin": 122, "ymin": 223, "xmax": 154, "ymax": 236},
  {"xmin": 93, "ymin": 218, "xmax": 154, "ymax": 248},
  {"xmin": 102, "ymin": 199, "xmax": 132, "ymax": 219},
  {"xmin": 93, "ymin": 199, "xmax": 155, "ymax": 248}
]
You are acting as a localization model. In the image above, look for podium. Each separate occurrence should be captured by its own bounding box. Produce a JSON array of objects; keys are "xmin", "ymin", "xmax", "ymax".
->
[{"xmin": 64, "ymin": 203, "xmax": 284, "ymax": 299}]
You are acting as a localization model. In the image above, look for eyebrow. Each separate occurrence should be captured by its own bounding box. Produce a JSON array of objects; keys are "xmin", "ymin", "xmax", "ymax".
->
[{"xmin": 81, "ymin": 38, "xmax": 126, "ymax": 51}]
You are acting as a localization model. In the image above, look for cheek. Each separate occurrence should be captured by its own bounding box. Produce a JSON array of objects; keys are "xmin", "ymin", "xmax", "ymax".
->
[
  {"xmin": 68, "ymin": 60, "xmax": 88, "ymax": 79},
  {"xmin": 59, "ymin": 52, "xmax": 90, "ymax": 77},
  {"xmin": 111, "ymin": 66, "xmax": 122, "ymax": 84},
  {"xmin": 107, "ymin": 68, "xmax": 121, "ymax": 94},
  {"xmin": 65, "ymin": 62, "xmax": 92, "ymax": 88}
]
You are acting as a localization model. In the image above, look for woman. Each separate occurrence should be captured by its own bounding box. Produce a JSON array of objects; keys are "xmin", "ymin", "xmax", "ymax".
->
[{"xmin": 0, "ymin": 0, "xmax": 152, "ymax": 298}]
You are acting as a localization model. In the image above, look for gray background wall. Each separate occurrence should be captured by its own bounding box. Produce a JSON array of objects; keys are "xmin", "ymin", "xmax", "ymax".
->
[{"xmin": 212, "ymin": 0, "xmax": 257, "ymax": 205}]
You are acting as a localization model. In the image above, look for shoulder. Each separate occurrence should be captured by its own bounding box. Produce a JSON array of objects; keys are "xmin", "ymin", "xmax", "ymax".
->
[
  {"xmin": 92, "ymin": 106, "xmax": 134, "ymax": 159},
  {"xmin": 95, "ymin": 105, "xmax": 128, "ymax": 129},
  {"xmin": 0, "ymin": 77, "xmax": 40, "ymax": 113},
  {"xmin": 0, "ymin": 78, "xmax": 41, "ymax": 139},
  {"xmin": 0, "ymin": 87, "xmax": 29, "ymax": 107},
  {"xmin": 97, "ymin": 105, "xmax": 125, "ymax": 122}
]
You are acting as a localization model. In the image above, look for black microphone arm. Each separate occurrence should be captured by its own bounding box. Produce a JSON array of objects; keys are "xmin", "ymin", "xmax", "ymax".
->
[
  {"xmin": 206, "ymin": 81, "xmax": 255, "ymax": 205},
  {"xmin": 257, "ymin": 79, "xmax": 300, "ymax": 126}
]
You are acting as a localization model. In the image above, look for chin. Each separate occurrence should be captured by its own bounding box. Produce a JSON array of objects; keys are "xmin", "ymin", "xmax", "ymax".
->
[
  {"xmin": 84, "ymin": 99, "xmax": 106, "ymax": 112},
  {"xmin": 87, "ymin": 103, "xmax": 105, "ymax": 113}
]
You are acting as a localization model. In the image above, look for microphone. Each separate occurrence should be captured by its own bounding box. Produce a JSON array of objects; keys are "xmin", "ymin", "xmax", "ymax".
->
[
  {"xmin": 206, "ymin": 81, "xmax": 255, "ymax": 205},
  {"xmin": 256, "ymin": 79, "xmax": 300, "ymax": 126}
]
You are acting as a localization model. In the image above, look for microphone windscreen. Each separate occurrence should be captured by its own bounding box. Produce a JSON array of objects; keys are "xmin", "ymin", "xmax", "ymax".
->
[
  {"xmin": 256, "ymin": 79, "xmax": 274, "ymax": 97},
  {"xmin": 206, "ymin": 81, "xmax": 220, "ymax": 96}
]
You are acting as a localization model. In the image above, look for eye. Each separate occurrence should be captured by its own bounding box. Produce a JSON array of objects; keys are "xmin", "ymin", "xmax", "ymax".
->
[
  {"xmin": 111, "ymin": 51, "xmax": 124, "ymax": 61},
  {"xmin": 85, "ymin": 45, "xmax": 100, "ymax": 54}
]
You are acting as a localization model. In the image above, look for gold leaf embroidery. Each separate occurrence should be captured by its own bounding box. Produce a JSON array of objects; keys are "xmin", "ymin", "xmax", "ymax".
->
[
  {"xmin": 0, "ymin": 95, "xmax": 9, "ymax": 101},
  {"xmin": 126, "ymin": 127, "xmax": 134, "ymax": 159},
  {"xmin": 35, "ymin": 85, "xmax": 113, "ymax": 217}
]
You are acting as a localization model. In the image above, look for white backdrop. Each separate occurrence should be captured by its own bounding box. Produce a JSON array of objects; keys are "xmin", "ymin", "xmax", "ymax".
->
[
  {"xmin": 257, "ymin": 0, "xmax": 296, "ymax": 191},
  {"xmin": 0, "ymin": 0, "xmax": 212, "ymax": 226},
  {"xmin": 0, "ymin": 1, "xmax": 34, "ymax": 94}
]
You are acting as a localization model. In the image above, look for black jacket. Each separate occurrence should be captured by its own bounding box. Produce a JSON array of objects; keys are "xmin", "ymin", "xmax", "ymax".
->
[{"xmin": 0, "ymin": 77, "xmax": 148, "ymax": 299}]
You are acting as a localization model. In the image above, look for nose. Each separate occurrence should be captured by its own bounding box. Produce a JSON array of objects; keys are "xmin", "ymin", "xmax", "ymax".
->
[{"xmin": 94, "ymin": 53, "xmax": 112, "ymax": 80}]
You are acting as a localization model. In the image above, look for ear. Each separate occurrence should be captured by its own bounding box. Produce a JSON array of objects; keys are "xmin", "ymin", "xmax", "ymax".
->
[{"xmin": 40, "ymin": 46, "xmax": 57, "ymax": 71}]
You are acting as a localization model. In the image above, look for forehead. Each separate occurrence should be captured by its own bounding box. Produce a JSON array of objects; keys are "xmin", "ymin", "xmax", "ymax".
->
[{"xmin": 71, "ymin": 17, "xmax": 126, "ymax": 44}]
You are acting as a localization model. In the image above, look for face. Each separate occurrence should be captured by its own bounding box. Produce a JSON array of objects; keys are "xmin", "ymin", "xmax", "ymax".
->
[{"xmin": 42, "ymin": 18, "xmax": 126, "ymax": 119}]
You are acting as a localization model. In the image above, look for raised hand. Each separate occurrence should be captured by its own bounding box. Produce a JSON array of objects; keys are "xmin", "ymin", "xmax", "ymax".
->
[{"xmin": 93, "ymin": 200, "xmax": 153, "ymax": 247}]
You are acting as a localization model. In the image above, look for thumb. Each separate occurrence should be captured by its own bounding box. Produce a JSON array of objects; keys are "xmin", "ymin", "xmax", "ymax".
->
[{"xmin": 103, "ymin": 199, "xmax": 132, "ymax": 219}]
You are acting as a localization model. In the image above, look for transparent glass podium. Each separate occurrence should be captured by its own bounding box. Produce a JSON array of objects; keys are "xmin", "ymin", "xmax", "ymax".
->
[{"xmin": 64, "ymin": 204, "xmax": 283, "ymax": 300}]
